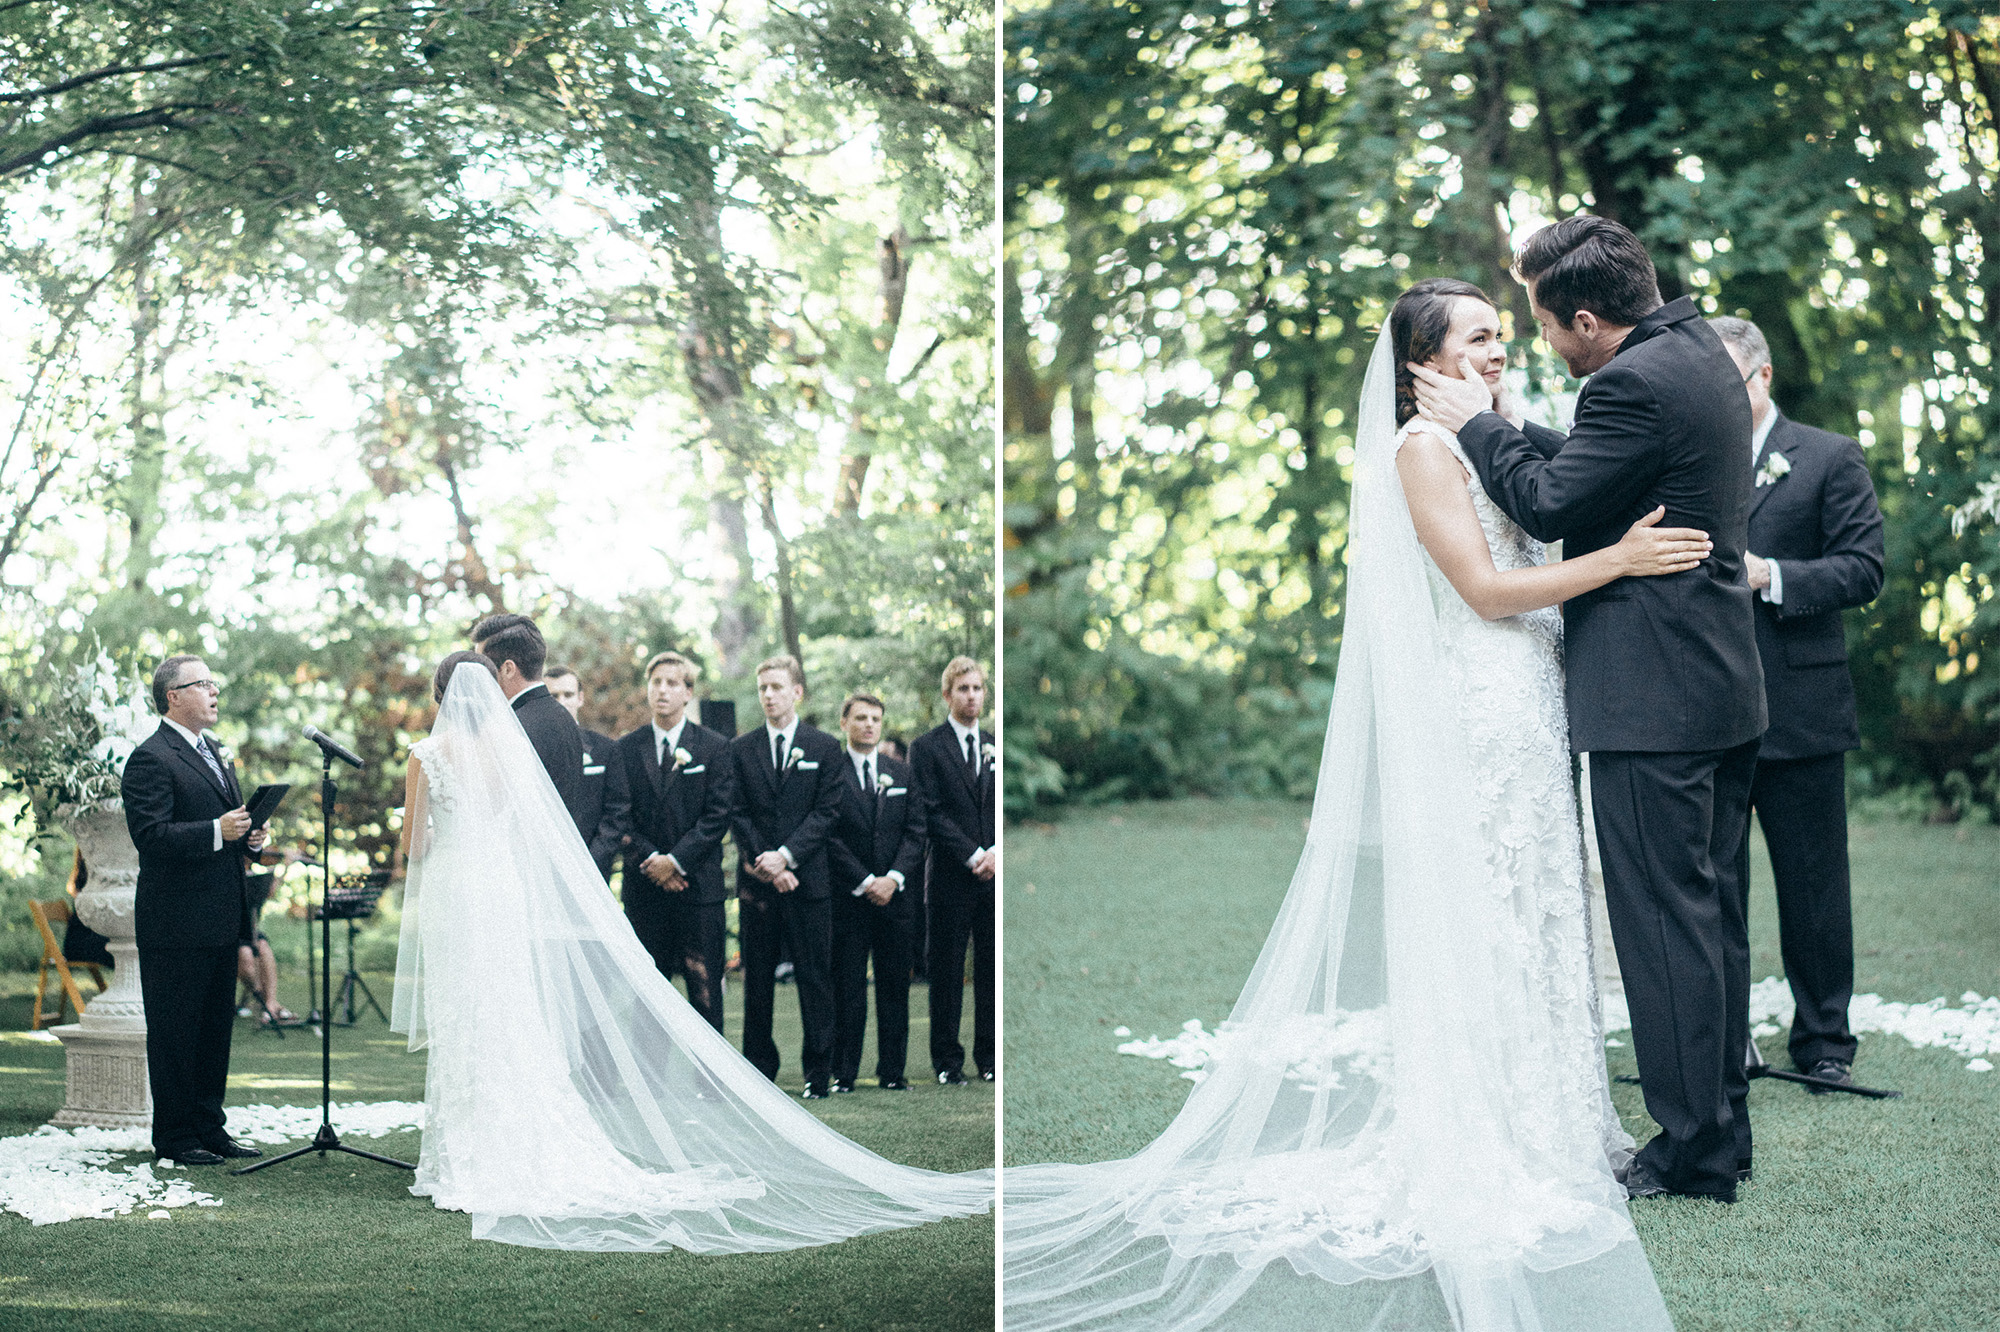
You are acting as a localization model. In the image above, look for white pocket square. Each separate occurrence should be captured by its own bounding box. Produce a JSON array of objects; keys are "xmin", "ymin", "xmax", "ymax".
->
[
  {"xmin": 884, "ymin": 787, "xmax": 907, "ymax": 796},
  {"xmin": 797, "ymin": 760, "xmax": 820, "ymax": 770},
  {"xmin": 583, "ymin": 764, "xmax": 606, "ymax": 776},
  {"xmin": 683, "ymin": 764, "xmax": 706, "ymax": 774}
]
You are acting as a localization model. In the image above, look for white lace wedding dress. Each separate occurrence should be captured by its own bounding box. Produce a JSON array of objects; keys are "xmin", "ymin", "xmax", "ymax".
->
[
  {"xmin": 391, "ymin": 668, "xmax": 991, "ymax": 1251},
  {"xmin": 1001, "ymin": 327, "xmax": 1675, "ymax": 1330}
]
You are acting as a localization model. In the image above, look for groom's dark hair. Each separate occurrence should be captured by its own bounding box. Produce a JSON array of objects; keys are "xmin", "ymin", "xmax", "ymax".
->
[
  {"xmin": 470, "ymin": 613, "xmax": 547, "ymax": 680},
  {"xmin": 1513, "ymin": 215, "xmax": 1662, "ymax": 330}
]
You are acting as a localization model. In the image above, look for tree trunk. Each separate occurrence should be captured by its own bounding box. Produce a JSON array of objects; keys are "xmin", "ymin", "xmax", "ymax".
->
[{"xmin": 835, "ymin": 225, "xmax": 911, "ymax": 514}]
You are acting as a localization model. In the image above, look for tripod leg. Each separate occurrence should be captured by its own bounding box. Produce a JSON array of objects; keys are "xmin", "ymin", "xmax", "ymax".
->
[
  {"xmin": 352, "ymin": 972, "xmax": 391, "ymax": 1024},
  {"xmin": 334, "ymin": 1142, "xmax": 416, "ymax": 1170}
]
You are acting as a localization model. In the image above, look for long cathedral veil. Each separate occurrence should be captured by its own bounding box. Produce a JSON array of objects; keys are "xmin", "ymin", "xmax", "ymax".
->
[
  {"xmin": 1000, "ymin": 326, "xmax": 1675, "ymax": 1330},
  {"xmin": 389, "ymin": 666, "xmax": 991, "ymax": 1251}
]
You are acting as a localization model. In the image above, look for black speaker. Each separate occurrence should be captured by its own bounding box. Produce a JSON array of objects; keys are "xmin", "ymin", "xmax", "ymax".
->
[{"xmin": 699, "ymin": 697, "xmax": 738, "ymax": 737}]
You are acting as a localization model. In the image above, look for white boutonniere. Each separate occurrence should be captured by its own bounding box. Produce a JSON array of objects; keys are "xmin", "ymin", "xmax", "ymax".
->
[
  {"xmin": 1756, "ymin": 451, "xmax": 1791, "ymax": 488},
  {"xmin": 980, "ymin": 742, "xmax": 996, "ymax": 764},
  {"xmin": 784, "ymin": 745, "xmax": 804, "ymax": 771},
  {"xmin": 671, "ymin": 746, "xmax": 693, "ymax": 771},
  {"xmin": 876, "ymin": 769, "xmax": 895, "ymax": 791}
]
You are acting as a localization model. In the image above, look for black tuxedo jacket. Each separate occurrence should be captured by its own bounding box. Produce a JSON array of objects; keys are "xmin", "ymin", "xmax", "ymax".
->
[
  {"xmin": 728, "ymin": 722, "xmax": 845, "ymax": 901},
  {"xmin": 826, "ymin": 751, "xmax": 927, "ymax": 898},
  {"xmin": 576, "ymin": 727, "xmax": 633, "ymax": 879},
  {"xmin": 618, "ymin": 720, "xmax": 735, "ymax": 904},
  {"xmin": 1458, "ymin": 296, "xmax": 1768, "ymax": 754},
  {"xmin": 910, "ymin": 722, "xmax": 995, "ymax": 898},
  {"xmin": 511, "ymin": 684, "xmax": 589, "ymax": 836},
  {"xmin": 1746, "ymin": 411, "xmax": 1885, "ymax": 761},
  {"xmin": 122, "ymin": 724, "xmax": 255, "ymax": 950}
]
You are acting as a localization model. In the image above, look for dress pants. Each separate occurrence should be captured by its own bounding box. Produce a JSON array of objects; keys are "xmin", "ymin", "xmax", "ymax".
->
[
  {"xmin": 927, "ymin": 875, "xmax": 995, "ymax": 1078},
  {"xmin": 739, "ymin": 889, "xmax": 833, "ymax": 1087},
  {"xmin": 1589, "ymin": 737, "xmax": 1759, "ymax": 1196},
  {"xmin": 831, "ymin": 888, "xmax": 914, "ymax": 1084},
  {"xmin": 139, "ymin": 944, "xmax": 240, "ymax": 1155},
  {"xmin": 1747, "ymin": 752, "xmax": 1858, "ymax": 1070},
  {"xmin": 625, "ymin": 890, "xmax": 728, "ymax": 1033}
]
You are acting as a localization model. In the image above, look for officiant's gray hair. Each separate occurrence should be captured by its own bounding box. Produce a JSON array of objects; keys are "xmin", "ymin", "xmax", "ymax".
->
[
  {"xmin": 1708, "ymin": 316, "xmax": 1771, "ymax": 372},
  {"xmin": 151, "ymin": 654, "xmax": 203, "ymax": 713}
]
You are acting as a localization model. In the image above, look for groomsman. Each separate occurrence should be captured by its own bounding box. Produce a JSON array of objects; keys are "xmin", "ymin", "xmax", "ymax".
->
[
  {"xmin": 470, "ymin": 613, "xmax": 588, "ymax": 836},
  {"xmin": 123, "ymin": 655, "xmax": 269, "ymax": 1164},
  {"xmin": 546, "ymin": 665, "xmax": 633, "ymax": 880},
  {"xmin": 826, "ymin": 692, "xmax": 926, "ymax": 1092},
  {"xmin": 617, "ymin": 652, "xmax": 736, "ymax": 1031},
  {"xmin": 728, "ymin": 655, "xmax": 844, "ymax": 1097},
  {"xmin": 1713, "ymin": 316, "xmax": 1886, "ymax": 1088},
  {"xmin": 911, "ymin": 657, "xmax": 996, "ymax": 1085}
]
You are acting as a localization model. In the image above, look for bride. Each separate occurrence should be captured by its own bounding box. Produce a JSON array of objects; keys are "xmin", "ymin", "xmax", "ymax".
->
[
  {"xmin": 389, "ymin": 651, "xmax": 990, "ymax": 1251},
  {"xmin": 1002, "ymin": 278, "xmax": 1710, "ymax": 1331}
]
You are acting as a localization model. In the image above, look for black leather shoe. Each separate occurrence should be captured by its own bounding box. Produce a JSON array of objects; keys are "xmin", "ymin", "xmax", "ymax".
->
[
  {"xmin": 832, "ymin": 1079, "xmax": 855, "ymax": 1094},
  {"xmin": 800, "ymin": 1082, "xmax": 830, "ymax": 1100},
  {"xmin": 205, "ymin": 1138, "xmax": 263, "ymax": 1160},
  {"xmin": 979, "ymin": 1070, "xmax": 995, "ymax": 1082},
  {"xmin": 162, "ymin": 1148, "xmax": 226, "ymax": 1166},
  {"xmin": 879, "ymin": 1078, "xmax": 909, "ymax": 1091},
  {"xmin": 936, "ymin": 1069, "xmax": 968, "ymax": 1086},
  {"xmin": 1804, "ymin": 1058, "xmax": 1854, "ymax": 1094},
  {"xmin": 1623, "ymin": 1160, "xmax": 1736, "ymax": 1204},
  {"xmin": 1736, "ymin": 1158, "xmax": 1753, "ymax": 1183}
]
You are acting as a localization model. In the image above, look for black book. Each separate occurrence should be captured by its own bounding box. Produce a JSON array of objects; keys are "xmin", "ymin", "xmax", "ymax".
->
[{"xmin": 246, "ymin": 783, "xmax": 289, "ymax": 830}]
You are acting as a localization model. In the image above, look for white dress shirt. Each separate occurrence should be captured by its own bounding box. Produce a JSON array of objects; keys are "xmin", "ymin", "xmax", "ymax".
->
[
  {"xmin": 162, "ymin": 716, "xmax": 227, "ymax": 851},
  {"xmin": 846, "ymin": 746, "xmax": 904, "ymax": 896},
  {"xmin": 766, "ymin": 720, "xmax": 799, "ymax": 867},
  {"xmin": 1750, "ymin": 409, "xmax": 1784, "ymax": 605},
  {"xmin": 647, "ymin": 715, "xmax": 692, "ymax": 875},
  {"xmin": 947, "ymin": 715, "xmax": 990, "ymax": 868}
]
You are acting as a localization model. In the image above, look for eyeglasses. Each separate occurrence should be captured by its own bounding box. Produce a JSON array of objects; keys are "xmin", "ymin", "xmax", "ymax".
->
[
  {"xmin": 1742, "ymin": 363, "xmax": 1768, "ymax": 383},
  {"xmin": 167, "ymin": 678, "xmax": 220, "ymax": 696}
]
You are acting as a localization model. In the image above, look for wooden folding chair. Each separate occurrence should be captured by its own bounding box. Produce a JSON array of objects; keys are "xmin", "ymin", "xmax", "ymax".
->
[{"xmin": 30, "ymin": 899, "xmax": 107, "ymax": 1030}]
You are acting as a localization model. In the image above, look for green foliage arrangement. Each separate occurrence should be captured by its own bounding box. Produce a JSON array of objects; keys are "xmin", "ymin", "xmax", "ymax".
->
[{"xmin": 0, "ymin": 651, "xmax": 152, "ymax": 834}]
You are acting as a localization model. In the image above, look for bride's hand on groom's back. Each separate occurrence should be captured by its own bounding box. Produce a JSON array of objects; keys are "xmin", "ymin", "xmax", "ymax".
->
[{"xmin": 1614, "ymin": 506, "xmax": 1712, "ymax": 578}]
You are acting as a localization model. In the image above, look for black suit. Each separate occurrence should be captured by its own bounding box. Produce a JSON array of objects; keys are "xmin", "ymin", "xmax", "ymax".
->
[
  {"xmin": 911, "ymin": 721, "xmax": 996, "ymax": 1079},
  {"xmin": 826, "ymin": 750, "xmax": 927, "ymax": 1084},
  {"xmin": 510, "ymin": 684, "xmax": 589, "ymax": 838},
  {"xmin": 122, "ymin": 723, "xmax": 257, "ymax": 1156},
  {"xmin": 728, "ymin": 722, "xmax": 845, "ymax": 1086},
  {"xmin": 618, "ymin": 720, "xmax": 735, "ymax": 1030},
  {"xmin": 1743, "ymin": 410, "xmax": 1884, "ymax": 1070},
  {"xmin": 1458, "ymin": 296, "xmax": 1766, "ymax": 1197},
  {"xmin": 576, "ymin": 728, "xmax": 633, "ymax": 880}
]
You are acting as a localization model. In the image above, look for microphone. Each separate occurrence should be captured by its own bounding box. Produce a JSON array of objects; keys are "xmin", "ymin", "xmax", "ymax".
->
[{"xmin": 302, "ymin": 725, "xmax": 365, "ymax": 769}]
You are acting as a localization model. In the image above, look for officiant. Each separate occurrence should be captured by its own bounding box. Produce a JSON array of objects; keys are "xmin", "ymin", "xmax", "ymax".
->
[
  {"xmin": 122, "ymin": 655, "xmax": 269, "ymax": 1165},
  {"xmin": 1712, "ymin": 316, "xmax": 1885, "ymax": 1089}
]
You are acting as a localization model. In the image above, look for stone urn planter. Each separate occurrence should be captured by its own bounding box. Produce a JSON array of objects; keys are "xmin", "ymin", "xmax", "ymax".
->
[{"xmin": 48, "ymin": 798, "xmax": 152, "ymax": 1130}]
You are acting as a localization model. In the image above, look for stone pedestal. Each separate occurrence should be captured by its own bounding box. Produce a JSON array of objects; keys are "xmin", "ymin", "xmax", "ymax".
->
[{"xmin": 48, "ymin": 800, "xmax": 152, "ymax": 1130}]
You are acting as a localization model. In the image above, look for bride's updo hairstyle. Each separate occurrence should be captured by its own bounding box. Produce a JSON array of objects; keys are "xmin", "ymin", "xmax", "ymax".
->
[
  {"xmin": 1390, "ymin": 277, "xmax": 1495, "ymax": 426},
  {"xmin": 433, "ymin": 650, "xmax": 501, "ymax": 703}
]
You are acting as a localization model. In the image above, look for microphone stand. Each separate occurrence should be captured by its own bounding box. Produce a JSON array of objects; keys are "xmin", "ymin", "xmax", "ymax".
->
[{"xmin": 237, "ymin": 750, "xmax": 414, "ymax": 1175}]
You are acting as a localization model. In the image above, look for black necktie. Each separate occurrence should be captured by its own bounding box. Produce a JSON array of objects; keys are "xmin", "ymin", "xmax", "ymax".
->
[
  {"xmin": 773, "ymin": 731, "xmax": 785, "ymax": 773},
  {"xmin": 864, "ymin": 756, "xmax": 875, "ymax": 792},
  {"xmin": 963, "ymin": 732, "xmax": 977, "ymax": 778}
]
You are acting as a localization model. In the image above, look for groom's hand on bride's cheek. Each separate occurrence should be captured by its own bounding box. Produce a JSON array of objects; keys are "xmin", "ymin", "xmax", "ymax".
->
[{"xmin": 1407, "ymin": 358, "xmax": 1493, "ymax": 433}]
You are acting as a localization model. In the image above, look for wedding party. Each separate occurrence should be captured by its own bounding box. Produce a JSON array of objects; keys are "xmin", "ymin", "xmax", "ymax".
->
[
  {"xmin": 7, "ymin": 0, "xmax": 2000, "ymax": 1330},
  {"xmin": 0, "ymin": 0, "xmax": 995, "ymax": 1328},
  {"xmin": 1005, "ymin": 3, "xmax": 1998, "ymax": 1331}
]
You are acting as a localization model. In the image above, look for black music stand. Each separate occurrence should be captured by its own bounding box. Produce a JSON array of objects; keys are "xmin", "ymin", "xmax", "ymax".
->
[
  {"xmin": 321, "ymin": 872, "xmax": 391, "ymax": 1026},
  {"xmin": 236, "ymin": 751, "xmax": 413, "ymax": 1176}
]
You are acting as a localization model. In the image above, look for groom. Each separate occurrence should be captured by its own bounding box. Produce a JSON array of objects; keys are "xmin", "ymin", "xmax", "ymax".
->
[
  {"xmin": 1412, "ymin": 216, "xmax": 1766, "ymax": 1203},
  {"xmin": 470, "ymin": 613, "xmax": 589, "ymax": 837}
]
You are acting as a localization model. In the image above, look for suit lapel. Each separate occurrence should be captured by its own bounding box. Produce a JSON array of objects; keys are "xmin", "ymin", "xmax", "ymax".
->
[
  {"xmin": 164, "ymin": 726, "xmax": 231, "ymax": 802},
  {"xmin": 1750, "ymin": 412, "xmax": 1788, "ymax": 520}
]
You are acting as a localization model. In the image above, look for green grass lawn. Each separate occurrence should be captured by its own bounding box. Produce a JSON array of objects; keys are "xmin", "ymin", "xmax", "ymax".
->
[
  {"xmin": 1005, "ymin": 801, "xmax": 2000, "ymax": 1332},
  {"xmin": 0, "ymin": 970, "xmax": 992, "ymax": 1332}
]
